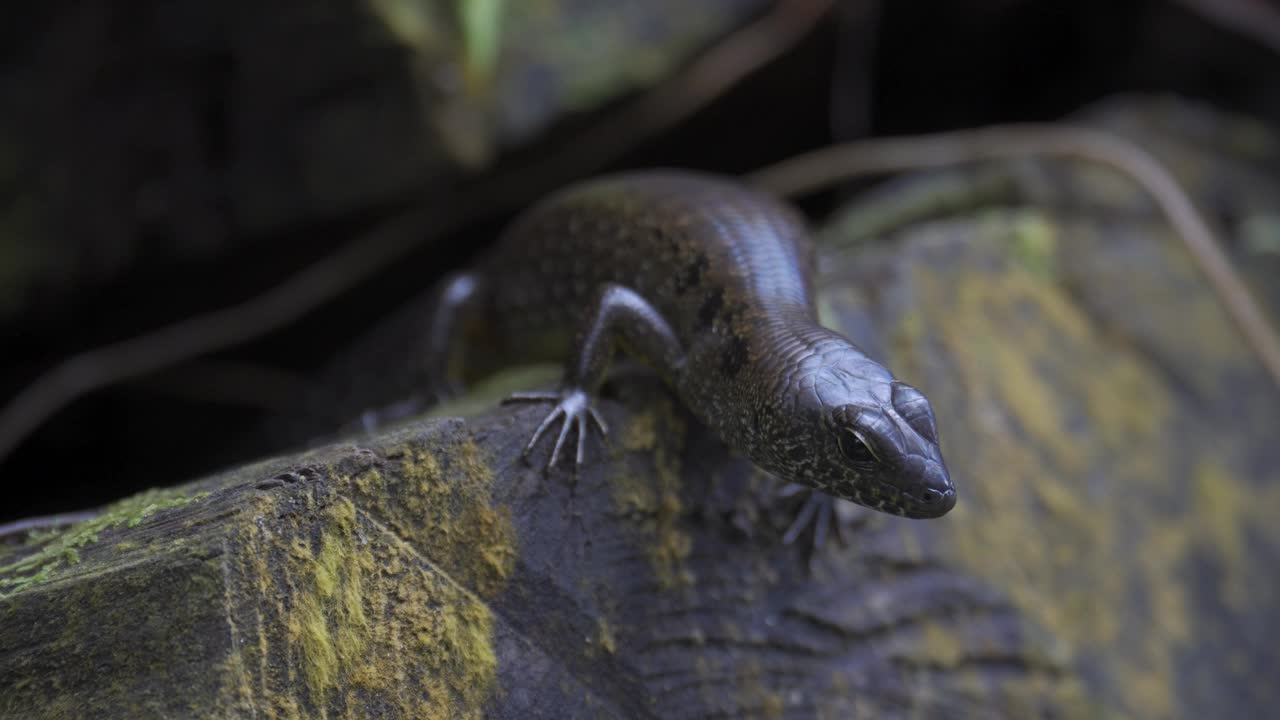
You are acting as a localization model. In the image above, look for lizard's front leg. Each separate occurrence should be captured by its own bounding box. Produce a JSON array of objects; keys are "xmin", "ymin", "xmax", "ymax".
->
[
  {"xmin": 355, "ymin": 271, "xmax": 488, "ymax": 432},
  {"xmin": 503, "ymin": 283, "xmax": 684, "ymax": 470},
  {"xmin": 423, "ymin": 271, "xmax": 488, "ymax": 400}
]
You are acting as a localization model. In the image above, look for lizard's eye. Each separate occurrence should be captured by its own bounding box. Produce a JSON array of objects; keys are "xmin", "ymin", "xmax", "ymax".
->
[{"xmin": 838, "ymin": 430, "xmax": 880, "ymax": 467}]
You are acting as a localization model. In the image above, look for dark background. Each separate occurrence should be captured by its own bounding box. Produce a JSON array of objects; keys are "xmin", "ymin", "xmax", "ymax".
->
[{"xmin": 3, "ymin": 0, "xmax": 1277, "ymax": 522}]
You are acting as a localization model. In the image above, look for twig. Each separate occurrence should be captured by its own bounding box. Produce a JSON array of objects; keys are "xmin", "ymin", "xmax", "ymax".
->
[
  {"xmin": 747, "ymin": 124, "xmax": 1280, "ymax": 388},
  {"xmin": 0, "ymin": 205, "xmax": 445, "ymax": 465},
  {"xmin": 0, "ymin": 0, "xmax": 835, "ymax": 466},
  {"xmin": 571, "ymin": 0, "xmax": 836, "ymax": 159},
  {"xmin": 0, "ymin": 510, "xmax": 101, "ymax": 541},
  {"xmin": 131, "ymin": 361, "xmax": 313, "ymax": 411}
]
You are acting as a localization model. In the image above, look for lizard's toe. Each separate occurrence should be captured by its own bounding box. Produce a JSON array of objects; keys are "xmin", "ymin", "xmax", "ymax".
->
[{"xmin": 508, "ymin": 387, "xmax": 607, "ymax": 471}]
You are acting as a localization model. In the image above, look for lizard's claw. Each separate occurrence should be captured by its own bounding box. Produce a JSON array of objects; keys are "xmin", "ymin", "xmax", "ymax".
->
[
  {"xmin": 776, "ymin": 485, "xmax": 870, "ymax": 568},
  {"xmin": 503, "ymin": 388, "xmax": 608, "ymax": 470}
]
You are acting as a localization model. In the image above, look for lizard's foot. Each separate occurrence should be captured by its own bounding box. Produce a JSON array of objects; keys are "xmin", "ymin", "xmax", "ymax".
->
[
  {"xmin": 775, "ymin": 484, "xmax": 870, "ymax": 560},
  {"xmin": 502, "ymin": 388, "xmax": 609, "ymax": 470}
]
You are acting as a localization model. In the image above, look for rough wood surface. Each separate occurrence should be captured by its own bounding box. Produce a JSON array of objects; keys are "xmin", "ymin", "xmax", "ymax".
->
[
  {"xmin": 0, "ymin": 380, "xmax": 1086, "ymax": 719},
  {"xmin": 2, "ymin": 96, "xmax": 1278, "ymax": 719}
]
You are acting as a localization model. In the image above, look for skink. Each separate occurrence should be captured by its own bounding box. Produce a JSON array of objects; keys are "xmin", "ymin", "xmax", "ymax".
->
[{"xmin": 428, "ymin": 170, "xmax": 954, "ymax": 520}]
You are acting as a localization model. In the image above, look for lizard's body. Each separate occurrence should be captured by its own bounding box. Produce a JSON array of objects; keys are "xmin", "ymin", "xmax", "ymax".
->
[{"xmin": 430, "ymin": 170, "xmax": 954, "ymax": 519}]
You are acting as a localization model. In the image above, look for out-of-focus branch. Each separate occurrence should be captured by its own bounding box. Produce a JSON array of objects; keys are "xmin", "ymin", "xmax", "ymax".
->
[
  {"xmin": 0, "ymin": 0, "xmax": 835, "ymax": 465},
  {"xmin": 130, "ymin": 361, "xmax": 313, "ymax": 411},
  {"xmin": 748, "ymin": 124, "xmax": 1280, "ymax": 388},
  {"xmin": 0, "ymin": 510, "xmax": 101, "ymax": 541},
  {"xmin": 1169, "ymin": 0, "xmax": 1280, "ymax": 56}
]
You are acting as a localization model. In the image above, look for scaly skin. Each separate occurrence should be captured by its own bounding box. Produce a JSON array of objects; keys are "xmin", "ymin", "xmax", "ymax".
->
[{"xmin": 430, "ymin": 170, "xmax": 954, "ymax": 519}]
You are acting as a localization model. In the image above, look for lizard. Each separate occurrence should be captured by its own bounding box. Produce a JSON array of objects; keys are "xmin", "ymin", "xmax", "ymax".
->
[{"xmin": 424, "ymin": 169, "xmax": 954, "ymax": 529}]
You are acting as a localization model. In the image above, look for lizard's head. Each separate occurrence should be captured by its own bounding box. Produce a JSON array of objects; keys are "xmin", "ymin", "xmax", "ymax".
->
[
  {"xmin": 822, "ymin": 379, "xmax": 954, "ymax": 518},
  {"xmin": 764, "ymin": 360, "xmax": 955, "ymax": 519}
]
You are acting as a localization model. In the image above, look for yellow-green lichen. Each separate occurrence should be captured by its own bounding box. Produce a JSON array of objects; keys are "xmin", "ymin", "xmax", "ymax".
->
[
  {"xmin": 317, "ymin": 428, "xmax": 517, "ymax": 605},
  {"xmin": 611, "ymin": 401, "xmax": 693, "ymax": 589},
  {"xmin": 1188, "ymin": 460, "xmax": 1278, "ymax": 611},
  {"xmin": 850, "ymin": 211, "xmax": 1273, "ymax": 718},
  {"xmin": 229, "ymin": 481, "xmax": 501, "ymax": 719},
  {"xmin": 596, "ymin": 616, "xmax": 616, "ymax": 655},
  {"xmin": 379, "ymin": 437, "xmax": 515, "ymax": 599},
  {"xmin": 1006, "ymin": 211, "xmax": 1058, "ymax": 279},
  {"xmin": 812, "ymin": 101, "xmax": 1280, "ymax": 717},
  {"xmin": 916, "ymin": 621, "xmax": 967, "ymax": 668},
  {"xmin": 283, "ymin": 499, "xmax": 369, "ymax": 696},
  {"xmin": 760, "ymin": 693, "xmax": 784, "ymax": 719}
]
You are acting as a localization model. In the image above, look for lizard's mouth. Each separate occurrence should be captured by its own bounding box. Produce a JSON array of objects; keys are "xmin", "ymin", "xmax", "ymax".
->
[
  {"xmin": 844, "ymin": 469, "xmax": 955, "ymax": 518},
  {"xmin": 893, "ymin": 458, "xmax": 955, "ymax": 518},
  {"xmin": 898, "ymin": 486, "xmax": 956, "ymax": 518}
]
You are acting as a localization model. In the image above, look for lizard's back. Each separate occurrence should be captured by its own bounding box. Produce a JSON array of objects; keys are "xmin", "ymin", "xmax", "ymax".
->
[{"xmin": 481, "ymin": 170, "xmax": 817, "ymax": 363}]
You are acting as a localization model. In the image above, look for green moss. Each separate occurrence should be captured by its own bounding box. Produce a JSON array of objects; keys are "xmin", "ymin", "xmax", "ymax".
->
[
  {"xmin": 0, "ymin": 488, "xmax": 210, "ymax": 596},
  {"xmin": 5, "ymin": 562, "xmax": 58, "ymax": 593},
  {"xmin": 427, "ymin": 364, "xmax": 561, "ymax": 419}
]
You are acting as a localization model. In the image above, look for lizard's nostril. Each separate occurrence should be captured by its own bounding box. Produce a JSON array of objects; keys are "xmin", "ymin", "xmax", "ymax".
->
[
  {"xmin": 914, "ymin": 459, "xmax": 955, "ymax": 515},
  {"xmin": 919, "ymin": 486, "xmax": 956, "ymax": 514}
]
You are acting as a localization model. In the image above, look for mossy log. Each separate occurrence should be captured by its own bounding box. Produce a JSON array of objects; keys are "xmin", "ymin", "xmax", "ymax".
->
[
  {"xmin": 0, "ymin": 378, "xmax": 1089, "ymax": 720},
  {"xmin": 3, "ymin": 97, "xmax": 1279, "ymax": 719}
]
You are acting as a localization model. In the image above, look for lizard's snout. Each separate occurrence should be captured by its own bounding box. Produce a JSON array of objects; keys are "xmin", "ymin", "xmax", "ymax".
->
[{"xmin": 904, "ymin": 459, "xmax": 955, "ymax": 518}]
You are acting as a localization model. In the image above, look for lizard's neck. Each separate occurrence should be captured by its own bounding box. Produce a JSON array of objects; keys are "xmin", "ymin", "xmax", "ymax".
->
[{"xmin": 692, "ymin": 307, "xmax": 850, "ymax": 453}]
